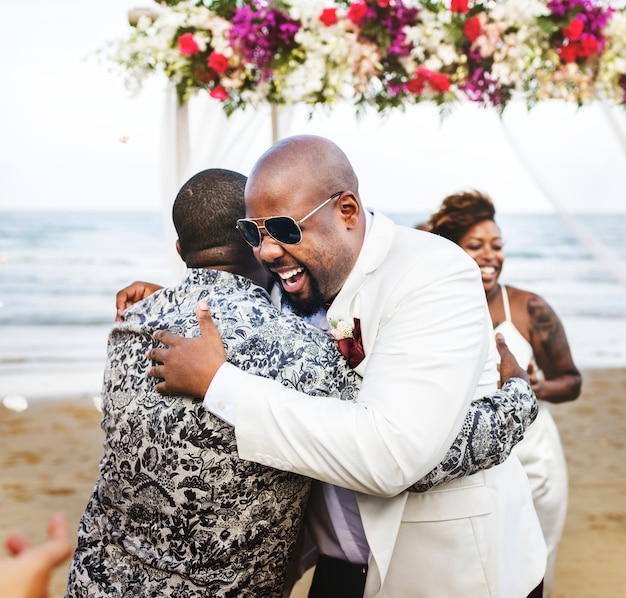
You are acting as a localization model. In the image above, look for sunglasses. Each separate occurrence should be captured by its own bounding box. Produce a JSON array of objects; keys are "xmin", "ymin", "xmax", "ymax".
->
[{"xmin": 236, "ymin": 191, "xmax": 344, "ymax": 247}]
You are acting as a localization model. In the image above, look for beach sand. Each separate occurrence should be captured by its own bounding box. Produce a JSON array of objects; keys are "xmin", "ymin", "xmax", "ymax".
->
[{"xmin": 1, "ymin": 368, "xmax": 624, "ymax": 597}]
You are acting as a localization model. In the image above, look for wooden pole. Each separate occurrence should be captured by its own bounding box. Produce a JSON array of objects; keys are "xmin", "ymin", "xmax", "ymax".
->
[
  {"xmin": 128, "ymin": 7, "xmax": 158, "ymax": 26},
  {"xmin": 271, "ymin": 104, "xmax": 279, "ymax": 144}
]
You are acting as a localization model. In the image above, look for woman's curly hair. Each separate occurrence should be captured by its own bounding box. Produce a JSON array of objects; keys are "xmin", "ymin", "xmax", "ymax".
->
[{"xmin": 425, "ymin": 190, "xmax": 496, "ymax": 245}]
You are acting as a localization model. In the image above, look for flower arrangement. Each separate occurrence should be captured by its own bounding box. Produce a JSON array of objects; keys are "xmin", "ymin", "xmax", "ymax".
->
[
  {"xmin": 329, "ymin": 318, "xmax": 356, "ymax": 339},
  {"xmin": 106, "ymin": 0, "xmax": 626, "ymax": 115},
  {"xmin": 329, "ymin": 317, "xmax": 365, "ymax": 367}
]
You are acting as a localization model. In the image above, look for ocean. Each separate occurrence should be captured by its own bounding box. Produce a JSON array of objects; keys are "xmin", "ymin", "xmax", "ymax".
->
[{"xmin": 1, "ymin": 210, "xmax": 625, "ymax": 402}]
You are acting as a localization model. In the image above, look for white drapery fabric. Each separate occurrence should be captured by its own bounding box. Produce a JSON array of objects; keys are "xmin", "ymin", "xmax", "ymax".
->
[{"xmin": 499, "ymin": 101, "xmax": 626, "ymax": 286}]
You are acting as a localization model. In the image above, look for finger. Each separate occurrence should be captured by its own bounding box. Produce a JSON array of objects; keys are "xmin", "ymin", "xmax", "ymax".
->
[
  {"xmin": 153, "ymin": 379, "xmax": 171, "ymax": 395},
  {"xmin": 43, "ymin": 513, "xmax": 73, "ymax": 564},
  {"xmin": 115, "ymin": 287, "xmax": 135, "ymax": 313},
  {"xmin": 148, "ymin": 367, "xmax": 173, "ymax": 395},
  {"xmin": 196, "ymin": 300, "xmax": 220, "ymax": 340},
  {"xmin": 148, "ymin": 364, "xmax": 166, "ymax": 380},
  {"xmin": 495, "ymin": 333, "xmax": 513, "ymax": 357},
  {"xmin": 146, "ymin": 347, "xmax": 167, "ymax": 364},
  {"xmin": 115, "ymin": 295, "xmax": 128, "ymax": 321},
  {"xmin": 115, "ymin": 291, "xmax": 128, "ymax": 309},
  {"xmin": 153, "ymin": 330, "xmax": 181, "ymax": 347},
  {"xmin": 5, "ymin": 534, "xmax": 31, "ymax": 556}
]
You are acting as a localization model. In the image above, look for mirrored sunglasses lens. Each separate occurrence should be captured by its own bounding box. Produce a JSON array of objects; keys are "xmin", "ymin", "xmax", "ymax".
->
[
  {"xmin": 237, "ymin": 221, "xmax": 261, "ymax": 247},
  {"xmin": 265, "ymin": 217, "xmax": 302, "ymax": 244}
]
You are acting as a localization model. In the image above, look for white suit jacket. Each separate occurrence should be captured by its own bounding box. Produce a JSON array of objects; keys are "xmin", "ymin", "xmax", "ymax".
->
[{"xmin": 234, "ymin": 212, "xmax": 546, "ymax": 597}]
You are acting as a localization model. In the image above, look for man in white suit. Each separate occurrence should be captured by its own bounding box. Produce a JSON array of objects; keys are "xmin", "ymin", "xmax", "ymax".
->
[{"xmin": 148, "ymin": 135, "xmax": 547, "ymax": 597}]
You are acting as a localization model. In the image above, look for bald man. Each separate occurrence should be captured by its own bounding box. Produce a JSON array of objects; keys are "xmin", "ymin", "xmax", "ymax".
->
[{"xmin": 148, "ymin": 136, "xmax": 547, "ymax": 597}]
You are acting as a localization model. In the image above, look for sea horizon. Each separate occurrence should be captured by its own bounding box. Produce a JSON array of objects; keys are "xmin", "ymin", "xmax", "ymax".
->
[{"xmin": 1, "ymin": 209, "xmax": 625, "ymax": 402}]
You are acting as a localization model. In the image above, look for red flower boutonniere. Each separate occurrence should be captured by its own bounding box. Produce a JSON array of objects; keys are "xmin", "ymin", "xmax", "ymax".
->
[{"xmin": 330, "ymin": 317, "xmax": 365, "ymax": 368}]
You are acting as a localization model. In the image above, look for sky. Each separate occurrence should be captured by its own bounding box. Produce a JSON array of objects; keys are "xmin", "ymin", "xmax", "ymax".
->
[{"xmin": 1, "ymin": 0, "xmax": 626, "ymax": 215}]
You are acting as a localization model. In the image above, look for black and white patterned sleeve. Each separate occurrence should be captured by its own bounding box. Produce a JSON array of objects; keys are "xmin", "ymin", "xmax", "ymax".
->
[{"xmin": 408, "ymin": 378, "xmax": 538, "ymax": 492}]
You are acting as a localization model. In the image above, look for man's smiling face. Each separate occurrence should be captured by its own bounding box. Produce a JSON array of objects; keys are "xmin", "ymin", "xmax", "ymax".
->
[
  {"xmin": 245, "ymin": 186, "xmax": 356, "ymax": 316},
  {"xmin": 242, "ymin": 134, "xmax": 365, "ymax": 316}
]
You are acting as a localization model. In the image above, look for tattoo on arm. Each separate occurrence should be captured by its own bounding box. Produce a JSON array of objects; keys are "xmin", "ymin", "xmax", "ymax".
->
[{"xmin": 527, "ymin": 296, "xmax": 567, "ymax": 361}]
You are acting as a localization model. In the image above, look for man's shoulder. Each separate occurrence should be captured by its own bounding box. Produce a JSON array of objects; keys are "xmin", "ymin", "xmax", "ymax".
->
[
  {"xmin": 118, "ymin": 269, "xmax": 273, "ymax": 331},
  {"xmin": 367, "ymin": 212, "xmax": 476, "ymax": 275}
]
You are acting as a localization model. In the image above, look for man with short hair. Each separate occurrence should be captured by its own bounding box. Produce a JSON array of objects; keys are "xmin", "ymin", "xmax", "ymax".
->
[{"xmin": 66, "ymin": 169, "xmax": 360, "ymax": 596}]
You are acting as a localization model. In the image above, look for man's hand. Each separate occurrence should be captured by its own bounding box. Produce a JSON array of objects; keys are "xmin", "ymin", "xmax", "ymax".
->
[
  {"xmin": 147, "ymin": 300, "xmax": 227, "ymax": 398},
  {"xmin": 526, "ymin": 359, "xmax": 545, "ymax": 398},
  {"xmin": 115, "ymin": 281, "xmax": 163, "ymax": 321},
  {"xmin": 495, "ymin": 332, "xmax": 529, "ymax": 388},
  {"xmin": 1, "ymin": 513, "xmax": 73, "ymax": 598}
]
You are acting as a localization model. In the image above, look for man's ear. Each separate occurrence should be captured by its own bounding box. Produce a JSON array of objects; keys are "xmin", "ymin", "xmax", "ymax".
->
[
  {"xmin": 175, "ymin": 239, "xmax": 183, "ymax": 260},
  {"xmin": 339, "ymin": 192, "xmax": 361, "ymax": 229}
]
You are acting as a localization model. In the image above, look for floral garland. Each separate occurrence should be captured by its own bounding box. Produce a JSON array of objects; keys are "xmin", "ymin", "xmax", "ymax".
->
[{"xmin": 107, "ymin": 0, "xmax": 626, "ymax": 116}]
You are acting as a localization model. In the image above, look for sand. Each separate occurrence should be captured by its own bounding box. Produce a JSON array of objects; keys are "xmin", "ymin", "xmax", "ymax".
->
[{"xmin": 1, "ymin": 368, "xmax": 624, "ymax": 598}]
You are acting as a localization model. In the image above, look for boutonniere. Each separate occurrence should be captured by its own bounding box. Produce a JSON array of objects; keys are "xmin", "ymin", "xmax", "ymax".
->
[{"xmin": 329, "ymin": 317, "xmax": 365, "ymax": 368}]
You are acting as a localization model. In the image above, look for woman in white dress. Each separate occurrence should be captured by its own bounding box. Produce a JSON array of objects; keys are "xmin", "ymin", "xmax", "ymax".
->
[{"xmin": 426, "ymin": 190, "xmax": 582, "ymax": 597}]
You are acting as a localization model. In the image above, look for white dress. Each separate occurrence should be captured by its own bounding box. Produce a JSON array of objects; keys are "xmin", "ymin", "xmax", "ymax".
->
[{"xmin": 494, "ymin": 285, "xmax": 568, "ymax": 598}]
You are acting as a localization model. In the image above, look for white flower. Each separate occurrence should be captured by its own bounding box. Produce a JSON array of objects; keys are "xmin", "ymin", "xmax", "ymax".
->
[{"xmin": 329, "ymin": 319, "xmax": 354, "ymax": 340}]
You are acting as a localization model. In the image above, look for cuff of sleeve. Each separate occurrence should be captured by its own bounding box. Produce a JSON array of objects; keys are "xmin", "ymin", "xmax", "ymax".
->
[
  {"xmin": 500, "ymin": 376, "xmax": 538, "ymax": 428},
  {"xmin": 503, "ymin": 376, "xmax": 532, "ymax": 395},
  {"xmin": 202, "ymin": 362, "xmax": 243, "ymax": 426}
]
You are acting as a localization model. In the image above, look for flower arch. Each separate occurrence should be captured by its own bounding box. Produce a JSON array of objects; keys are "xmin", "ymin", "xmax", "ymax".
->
[{"xmin": 109, "ymin": 0, "xmax": 626, "ymax": 116}]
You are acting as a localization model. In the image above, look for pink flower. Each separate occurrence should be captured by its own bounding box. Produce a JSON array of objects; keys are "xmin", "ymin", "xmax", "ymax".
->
[
  {"xmin": 464, "ymin": 15, "xmax": 482, "ymax": 41},
  {"xmin": 450, "ymin": 0, "xmax": 469, "ymax": 15},
  {"xmin": 209, "ymin": 86, "xmax": 229, "ymax": 101},
  {"xmin": 347, "ymin": 2, "xmax": 368, "ymax": 27},
  {"xmin": 178, "ymin": 33, "xmax": 200, "ymax": 56},
  {"xmin": 208, "ymin": 52, "xmax": 229, "ymax": 75},
  {"xmin": 319, "ymin": 7, "xmax": 338, "ymax": 26}
]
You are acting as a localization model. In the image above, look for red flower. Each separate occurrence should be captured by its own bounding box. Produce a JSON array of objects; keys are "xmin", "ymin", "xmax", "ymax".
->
[
  {"xmin": 408, "ymin": 67, "xmax": 450, "ymax": 95},
  {"xmin": 377, "ymin": 0, "xmax": 391, "ymax": 6},
  {"xmin": 430, "ymin": 72, "xmax": 451, "ymax": 93},
  {"xmin": 407, "ymin": 77, "xmax": 425, "ymax": 94},
  {"xmin": 208, "ymin": 52, "xmax": 229, "ymax": 75},
  {"xmin": 319, "ymin": 7, "xmax": 338, "ymax": 26},
  {"xmin": 464, "ymin": 15, "xmax": 482, "ymax": 41},
  {"xmin": 209, "ymin": 86, "xmax": 229, "ymax": 101},
  {"xmin": 178, "ymin": 33, "xmax": 200, "ymax": 56},
  {"xmin": 559, "ymin": 44, "xmax": 578, "ymax": 63},
  {"xmin": 563, "ymin": 16, "xmax": 584, "ymax": 41},
  {"xmin": 450, "ymin": 0, "xmax": 469, "ymax": 15},
  {"xmin": 578, "ymin": 34, "xmax": 598, "ymax": 57},
  {"xmin": 347, "ymin": 2, "xmax": 368, "ymax": 27}
]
